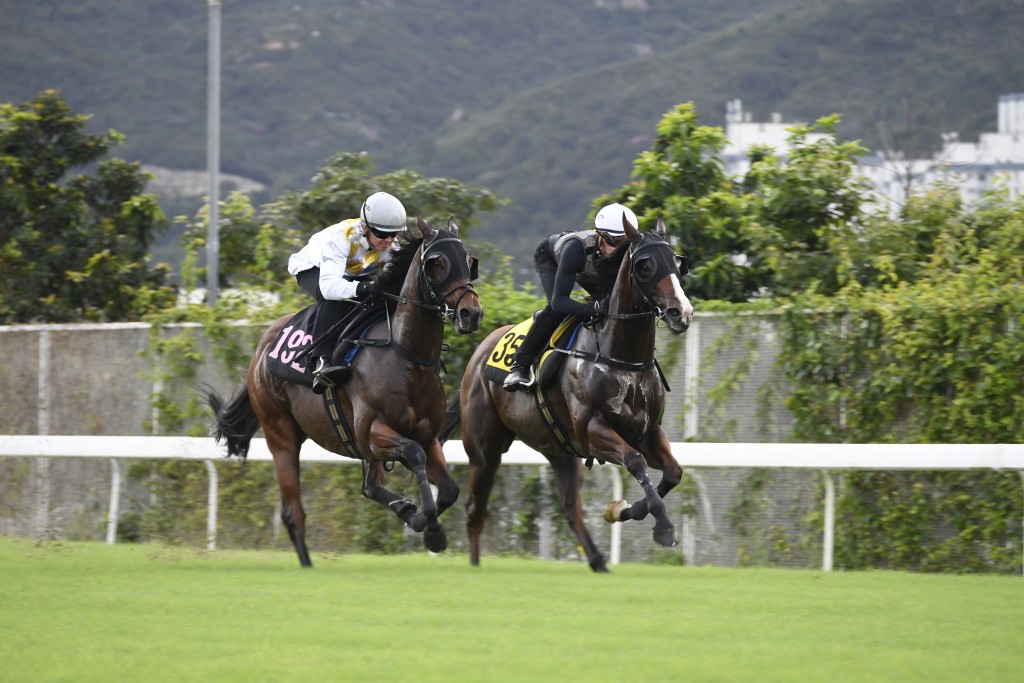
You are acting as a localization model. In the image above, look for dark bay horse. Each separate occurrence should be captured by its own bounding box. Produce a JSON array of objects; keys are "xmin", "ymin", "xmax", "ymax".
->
[
  {"xmin": 442, "ymin": 215, "xmax": 692, "ymax": 572},
  {"xmin": 203, "ymin": 216, "xmax": 483, "ymax": 566}
]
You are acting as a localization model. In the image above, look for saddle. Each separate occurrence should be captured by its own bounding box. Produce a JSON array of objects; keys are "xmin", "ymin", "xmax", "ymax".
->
[{"xmin": 483, "ymin": 316, "xmax": 581, "ymax": 389}]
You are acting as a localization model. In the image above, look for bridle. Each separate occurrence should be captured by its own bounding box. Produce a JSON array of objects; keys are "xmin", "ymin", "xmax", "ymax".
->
[
  {"xmin": 601, "ymin": 236, "xmax": 684, "ymax": 327},
  {"xmin": 379, "ymin": 230, "xmax": 479, "ymax": 324}
]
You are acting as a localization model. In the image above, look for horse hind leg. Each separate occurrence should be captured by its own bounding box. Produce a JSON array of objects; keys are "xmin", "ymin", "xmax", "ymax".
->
[
  {"xmin": 260, "ymin": 413, "xmax": 312, "ymax": 567},
  {"xmin": 546, "ymin": 455, "xmax": 609, "ymax": 573},
  {"xmin": 605, "ymin": 451, "xmax": 679, "ymax": 548},
  {"xmin": 465, "ymin": 443, "xmax": 504, "ymax": 567}
]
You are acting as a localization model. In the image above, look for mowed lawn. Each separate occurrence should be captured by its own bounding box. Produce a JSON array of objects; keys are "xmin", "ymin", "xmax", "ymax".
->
[{"xmin": 1, "ymin": 537, "xmax": 1021, "ymax": 683}]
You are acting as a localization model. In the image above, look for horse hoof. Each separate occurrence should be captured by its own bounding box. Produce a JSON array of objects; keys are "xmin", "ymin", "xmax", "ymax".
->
[
  {"xmin": 424, "ymin": 523, "xmax": 448, "ymax": 553},
  {"xmin": 653, "ymin": 522, "xmax": 679, "ymax": 547},
  {"xmin": 603, "ymin": 500, "xmax": 629, "ymax": 524}
]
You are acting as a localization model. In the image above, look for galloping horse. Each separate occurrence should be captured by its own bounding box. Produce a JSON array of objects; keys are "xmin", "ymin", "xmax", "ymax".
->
[
  {"xmin": 203, "ymin": 216, "xmax": 482, "ymax": 566},
  {"xmin": 442, "ymin": 215, "xmax": 692, "ymax": 572}
]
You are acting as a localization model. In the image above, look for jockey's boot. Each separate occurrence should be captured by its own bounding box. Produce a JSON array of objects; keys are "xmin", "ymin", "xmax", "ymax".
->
[
  {"xmin": 311, "ymin": 340, "xmax": 354, "ymax": 395},
  {"xmin": 502, "ymin": 362, "xmax": 535, "ymax": 391}
]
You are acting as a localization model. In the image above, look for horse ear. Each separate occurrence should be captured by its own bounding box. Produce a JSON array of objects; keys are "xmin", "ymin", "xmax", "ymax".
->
[
  {"xmin": 623, "ymin": 212, "xmax": 640, "ymax": 240},
  {"xmin": 447, "ymin": 215, "xmax": 460, "ymax": 237},
  {"xmin": 655, "ymin": 215, "xmax": 667, "ymax": 236},
  {"xmin": 414, "ymin": 214, "xmax": 427, "ymax": 238}
]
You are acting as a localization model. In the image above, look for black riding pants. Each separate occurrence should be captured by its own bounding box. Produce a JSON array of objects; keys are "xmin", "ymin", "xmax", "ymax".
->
[
  {"xmin": 295, "ymin": 267, "xmax": 358, "ymax": 343},
  {"xmin": 512, "ymin": 239, "xmax": 565, "ymax": 366}
]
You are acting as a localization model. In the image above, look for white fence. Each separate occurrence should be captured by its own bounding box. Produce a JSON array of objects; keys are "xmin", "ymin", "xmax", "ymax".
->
[{"xmin": 2, "ymin": 435, "xmax": 1023, "ymax": 571}]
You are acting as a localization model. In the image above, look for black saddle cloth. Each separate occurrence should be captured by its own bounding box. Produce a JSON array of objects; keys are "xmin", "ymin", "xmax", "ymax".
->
[
  {"xmin": 266, "ymin": 303, "xmax": 385, "ymax": 387},
  {"xmin": 266, "ymin": 305, "xmax": 319, "ymax": 386}
]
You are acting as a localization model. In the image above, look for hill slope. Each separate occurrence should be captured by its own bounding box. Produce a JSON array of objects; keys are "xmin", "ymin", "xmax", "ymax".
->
[
  {"xmin": 3, "ymin": 0, "xmax": 1021, "ymax": 271},
  {"xmin": 425, "ymin": 0, "xmax": 1024, "ymax": 257}
]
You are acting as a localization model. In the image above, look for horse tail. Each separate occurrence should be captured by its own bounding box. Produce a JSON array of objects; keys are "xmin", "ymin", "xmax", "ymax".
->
[
  {"xmin": 437, "ymin": 394, "xmax": 461, "ymax": 444},
  {"xmin": 197, "ymin": 382, "xmax": 260, "ymax": 460}
]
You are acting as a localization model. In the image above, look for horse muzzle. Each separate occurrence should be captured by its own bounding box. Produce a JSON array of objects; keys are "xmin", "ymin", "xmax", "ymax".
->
[
  {"xmin": 662, "ymin": 305, "xmax": 693, "ymax": 334},
  {"xmin": 454, "ymin": 301, "xmax": 483, "ymax": 334}
]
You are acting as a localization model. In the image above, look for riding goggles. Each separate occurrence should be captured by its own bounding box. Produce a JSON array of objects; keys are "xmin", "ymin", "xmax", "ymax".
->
[
  {"xmin": 597, "ymin": 231, "xmax": 627, "ymax": 247},
  {"xmin": 368, "ymin": 225, "xmax": 399, "ymax": 240}
]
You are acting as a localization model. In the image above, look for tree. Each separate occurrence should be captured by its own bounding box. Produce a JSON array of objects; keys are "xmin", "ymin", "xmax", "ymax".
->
[
  {"xmin": 595, "ymin": 103, "xmax": 758, "ymax": 302},
  {"xmin": 742, "ymin": 115, "xmax": 871, "ymax": 297},
  {"xmin": 179, "ymin": 151, "xmax": 508, "ymax": 292},
  {"xmin": 598, "ymin": 103, "xmax": 872, "ymax": 302},
  {"xmin": 0, "ymin": 90, "xmax": 175, "ymax": 323}
]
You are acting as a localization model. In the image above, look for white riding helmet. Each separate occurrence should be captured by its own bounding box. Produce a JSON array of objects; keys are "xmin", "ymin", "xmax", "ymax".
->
[
  {"xmin": 361, "ymin": 191, "xmax": 407, "ymax": 232},
  {"xmin": 594, "ymin": 203, "xmax": 638, "ymax": 234}
]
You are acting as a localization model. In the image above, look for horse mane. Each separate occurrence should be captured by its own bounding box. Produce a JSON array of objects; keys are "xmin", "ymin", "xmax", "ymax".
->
[
  {"xmin": 376, "ymin": 233, "xmax": 425, "ymax": 297},
  {"xmin": 589, "ymin": 239, "xmax": 630, "ymax": 300}
]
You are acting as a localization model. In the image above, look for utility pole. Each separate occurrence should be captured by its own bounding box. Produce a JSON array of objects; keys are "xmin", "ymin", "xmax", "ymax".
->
[{"xmin": 206, "ymin": 0, "xmax": 221, "ymax": 305}]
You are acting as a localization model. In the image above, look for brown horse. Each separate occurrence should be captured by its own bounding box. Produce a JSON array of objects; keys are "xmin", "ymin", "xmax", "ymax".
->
[
  {"xmin": 441, "ymin": 215, "xmax": 692, "ymax": 572},
  {"xmin": 202, "ymin": 216, "xmax": 483, "ymax": 567}
]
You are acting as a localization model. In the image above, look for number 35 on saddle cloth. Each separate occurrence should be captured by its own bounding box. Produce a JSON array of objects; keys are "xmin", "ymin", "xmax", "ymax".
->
[
  {"xmin": 266, "ymin": 304, "xmax": 384, "ymax": 388},
  {"xmin": 483, "ymin": 316, "xmax": 582, "ymax": 389}
]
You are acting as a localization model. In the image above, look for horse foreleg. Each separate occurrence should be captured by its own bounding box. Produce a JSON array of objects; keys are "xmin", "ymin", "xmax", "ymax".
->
[
  {"xmin": 425, "ymin": 439, "xmax": 458, "ymax": 517},
  {"xmin": 607, "ymin": 451, "xmax": 679, "ymax": 548},
  {"xmin": 361, "ymin": 424, "xmax": 445, "ymax": 551},
  {"xmin": 416, "ymin": 439, "xmax": 459, "ymax": 553},
  {"xmin": 546, "ymin": 455, "xmax": 608, "ymax": 573},
  {"xmin": 396, "ymin": 440, "xmax": 438, "ymax": 534},
  {"xmin": 645, "ymin": 428, "xmax": 683, "ymax": 500},
  {"xmin": 361, "ymin": 460, "xmax": 418, "ymax": 523}
]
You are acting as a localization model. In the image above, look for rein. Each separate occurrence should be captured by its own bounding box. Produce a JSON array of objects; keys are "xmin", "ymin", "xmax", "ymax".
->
[
  {"xmin": 346, "ymin": 229, "xmax": 477, "ymax": 364},
  {"xmin": 379, "ymin": 282, "xmax": 475, "ymax": 324}
]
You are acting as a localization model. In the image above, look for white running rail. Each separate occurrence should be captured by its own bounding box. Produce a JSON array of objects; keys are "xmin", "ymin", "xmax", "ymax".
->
[{"xmin": 2, "ymin": 436, "xmax": 1022, "ymax": 570}]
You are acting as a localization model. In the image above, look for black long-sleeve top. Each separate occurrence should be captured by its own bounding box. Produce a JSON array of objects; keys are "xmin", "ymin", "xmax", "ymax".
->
[{"xmin": 549, "ymin": 238, "xmax": 597, "ymax": 318}]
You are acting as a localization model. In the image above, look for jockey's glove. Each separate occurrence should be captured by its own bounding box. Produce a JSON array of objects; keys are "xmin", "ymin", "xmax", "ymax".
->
[
  {"xmin": 584, "ymin": 298, "xmax": 605, "ymax": 323},
  {"xmin": 355, "ymin": 280, "xmax": 378, "ymax": 298}
]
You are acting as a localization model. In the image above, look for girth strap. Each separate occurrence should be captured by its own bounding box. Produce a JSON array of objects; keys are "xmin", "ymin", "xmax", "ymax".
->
[
  {"xmin": 322, "ymin": 386, "xmax": 362, "ymax": 460},
  {"xmin": 532, "ymin": 383, "xmax": 592, "ymax": 467}
]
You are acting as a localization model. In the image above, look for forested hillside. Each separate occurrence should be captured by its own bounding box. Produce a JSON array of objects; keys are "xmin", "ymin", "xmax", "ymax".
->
[{"xmin": 3, "ymin": 0, "xmax": 1022, "ymax": 270}]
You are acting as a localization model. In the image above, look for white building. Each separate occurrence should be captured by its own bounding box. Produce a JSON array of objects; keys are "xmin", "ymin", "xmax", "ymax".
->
[
  {"xmin": 721, "ymin": 94, "xmax": 1024, "ymax": 211},
  {"xmin": 720, "ymin": 98, "xmax": 828, "ymax": 177}
]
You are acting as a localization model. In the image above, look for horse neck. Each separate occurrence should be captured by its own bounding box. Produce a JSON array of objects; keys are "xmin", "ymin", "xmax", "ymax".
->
[
  {"xmin": 599, "ymin": 254, "xmax": 656, "ymax": 363},
  {"xmin": 390, "ymin": 253, "xmax": 444, "ymax": 355}
]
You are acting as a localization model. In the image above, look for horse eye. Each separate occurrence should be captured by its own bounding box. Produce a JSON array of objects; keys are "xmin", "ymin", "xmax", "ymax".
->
[
  {"xmin": 426, "ymin": 255, "xmax": 450, "ymax": 281},
  {"xmin": 635, "ymin": 256, "xmax": 655, "ymax": 282}
]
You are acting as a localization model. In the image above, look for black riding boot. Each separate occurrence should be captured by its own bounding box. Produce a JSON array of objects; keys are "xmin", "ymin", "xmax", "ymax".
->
[
  {"xmin": 311, "ymin": 338, "xmax": 355, "ymax": 394},
  {"xmin": 503, "ymin": 308, "xmax": 562, "ymax": 392},
  {"xmin": 309, "ymin": 299, "xmax": 360, "ymax": 395}
]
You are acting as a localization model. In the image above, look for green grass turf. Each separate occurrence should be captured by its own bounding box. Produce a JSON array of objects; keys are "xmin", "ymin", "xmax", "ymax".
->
[{"xmin": 1, "ymin": 537, "xmax": 1021, "ymax": 683}]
